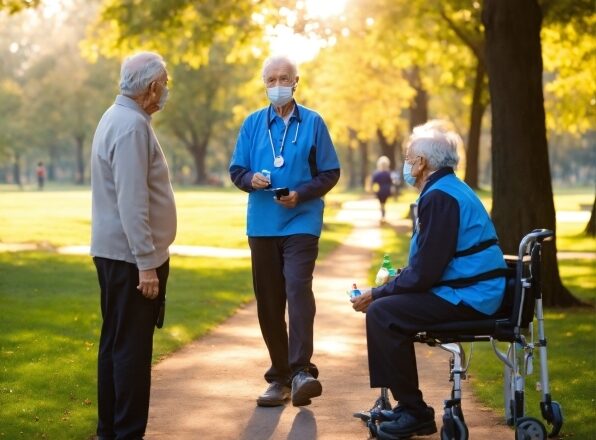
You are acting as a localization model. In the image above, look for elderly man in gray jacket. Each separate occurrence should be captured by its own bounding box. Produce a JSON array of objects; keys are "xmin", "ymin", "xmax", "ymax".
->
[{"xmin": 90, "ymin": 51, "xmax": 176, "ymax": 440}]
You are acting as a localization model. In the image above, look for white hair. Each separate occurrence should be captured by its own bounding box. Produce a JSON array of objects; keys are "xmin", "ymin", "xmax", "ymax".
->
[
  {"xmin": 376, "ymin": 155, "xmax": 391, "ymax": 171},
  {"xmin": 119, "ymin": 52, "xmax": 167, "ymax": 97},
  {"xmin": 407, "ymin": 120, "xmax": 462, "ymax": 170},
  {"xmin": 261, "ymin": 55, "xmax": 298, "ymax": 79}
]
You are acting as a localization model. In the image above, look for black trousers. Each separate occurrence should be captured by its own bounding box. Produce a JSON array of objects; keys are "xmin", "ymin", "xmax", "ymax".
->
[
  {"xmin": 366, "ymin": 292, "xmax": 486, "ymax": 416},
  {"xmin": 248, "ymin": 234, "xmax": 319, "ymax": 386},
  {"xmin": 93, "ymin": 257, "xmax": 169, "ymax": 440}
]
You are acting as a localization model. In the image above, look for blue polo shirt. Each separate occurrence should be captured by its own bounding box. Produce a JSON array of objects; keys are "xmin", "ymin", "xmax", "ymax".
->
[{"xmin": 229, "ymin": 102, "xmax": 340, "ymax": 237}]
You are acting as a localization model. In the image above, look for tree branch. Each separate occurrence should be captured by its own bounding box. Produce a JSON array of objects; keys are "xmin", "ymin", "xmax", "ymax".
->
[{"xmin": 439, "ymin": 8, "xmax": 484, "ymax": 63}]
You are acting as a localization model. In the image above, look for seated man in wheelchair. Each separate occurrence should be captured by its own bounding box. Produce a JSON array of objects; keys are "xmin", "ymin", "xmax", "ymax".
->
[{"xmin": 351, "ymin": 120, "xmax": 507, "ymax": 440}]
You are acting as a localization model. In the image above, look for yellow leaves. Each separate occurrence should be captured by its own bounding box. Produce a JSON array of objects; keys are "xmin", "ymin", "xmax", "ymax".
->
[{"xmin": 542, "ymin": 13, "xmax": 596, "ymax": 136}]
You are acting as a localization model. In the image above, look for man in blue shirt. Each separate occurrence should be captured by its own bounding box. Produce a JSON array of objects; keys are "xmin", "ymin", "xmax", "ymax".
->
[
  {"xmin": 229, "ymin": 55, "xmax": 340, "ymax": 407},
  {"xmin": 352, "ymin": 120, "xmax": 506, "ymax": 440}
]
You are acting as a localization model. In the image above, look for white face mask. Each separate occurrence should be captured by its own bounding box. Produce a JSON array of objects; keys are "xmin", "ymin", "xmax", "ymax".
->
[
  {"xmin": 157, "ymin": 86, "xmax": 169, "ymax": 110},
  {"xmin": 266, "ymin": 85, "xmax": 293, "ymax": 106}
]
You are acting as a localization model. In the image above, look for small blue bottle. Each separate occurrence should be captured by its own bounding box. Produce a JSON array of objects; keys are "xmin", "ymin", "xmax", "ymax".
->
[{"xmin": 350, "ymin": 283, "xmax": 362, "ymax": 298}]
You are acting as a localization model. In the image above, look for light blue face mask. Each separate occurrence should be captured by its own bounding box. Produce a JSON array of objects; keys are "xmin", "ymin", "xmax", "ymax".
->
[
  {"xmin": 157, "ymin": 86, "xmax": 169, "ymax": 110},
  {"xmin": 267, "ymin": 85, "xmax": 294, "ymax": 106},
  {"xmin": 403, "ymin": 160, "xmax": 417, "ymax": 186}
]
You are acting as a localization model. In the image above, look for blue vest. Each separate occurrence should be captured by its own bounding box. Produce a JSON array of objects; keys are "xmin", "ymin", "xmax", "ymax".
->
[{"xmin": 410, "ymin": 173, "xmax": 506, "ymax": 315}]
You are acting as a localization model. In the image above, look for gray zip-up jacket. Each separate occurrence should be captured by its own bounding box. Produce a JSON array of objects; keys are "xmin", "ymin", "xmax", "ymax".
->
[{"xmin": 90, "ymin": 95, "xmax": 176, "ymax": 270}]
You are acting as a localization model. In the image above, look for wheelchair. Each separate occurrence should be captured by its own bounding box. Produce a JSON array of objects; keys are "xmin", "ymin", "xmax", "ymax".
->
[{"xmin": 357, "ymin": 229, "xmax": 564, "ymax": 439}]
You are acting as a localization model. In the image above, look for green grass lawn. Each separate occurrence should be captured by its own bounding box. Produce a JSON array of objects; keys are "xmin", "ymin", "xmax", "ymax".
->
[
  {"xmin": 0, "ymin": 187, "xmax": 352, "ymax": 439},
  {"xmin": 0, "ymin": 252, "xmax": 255, "ymax": 439},
  {"xmin": 0, "ymin": 185, "xmax": 354, "ymax": 248},
  {"xmin": 372, "ymin": 190, "xmax": 595, "ymax": 439}
]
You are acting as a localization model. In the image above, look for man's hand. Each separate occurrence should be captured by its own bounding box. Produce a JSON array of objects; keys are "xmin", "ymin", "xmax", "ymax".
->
[
  {"xmin": 351, "ymin": 289, "xmax": 373, "ymax": 313},
  {"xmin": 137, "ymin": 269, "xmax": 159, "ymax": 299},
  {"xmin": 251, "ymin": 172, "xmax": 271, "ymax": 189},
  {"xmin": 276, "ymin": 190, "xmax": 299, "ymax": 208}
]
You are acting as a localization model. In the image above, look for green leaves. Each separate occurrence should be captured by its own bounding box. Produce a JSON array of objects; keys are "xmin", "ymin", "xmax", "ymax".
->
[{"xmin": 85, "ymin": 0, "xmax": 268, "ymax": 68}]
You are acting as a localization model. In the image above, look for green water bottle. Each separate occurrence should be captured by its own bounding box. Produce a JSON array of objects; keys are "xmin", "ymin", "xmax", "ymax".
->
[
  {"xmin": 375, "ymin": 254, "xmax": 392, "ymax": 286},
  {"xmin": 383, "ymin": 254, "xmax": 398, "ymax": 279},
  {"xmin": 382, "ymin": 254, "xmax": 392, "ymax": 270}
]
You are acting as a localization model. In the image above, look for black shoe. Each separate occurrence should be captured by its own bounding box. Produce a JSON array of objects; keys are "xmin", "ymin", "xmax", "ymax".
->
[
  {"xmin": 291, "ymin": 371, "xmax": 322, "ymax": 406},
  {"xmin": 378, "ymin": 405, "xmax": 407, "ymax": 422},
  {"xmin": 377, "ymin": 407, "xmax": 437, "ymax": 439},
  {"xmin": 256, "ymin": 382, "xmax": 290, "ymax": 407}
]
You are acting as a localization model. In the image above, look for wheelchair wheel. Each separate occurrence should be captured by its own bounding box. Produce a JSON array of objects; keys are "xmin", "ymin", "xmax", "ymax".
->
[
  {"xmin": 452, "ymin": 409, "xmax": 469, "ymax": 440},
  {"xmin": 441, "ymin": 407, "xmax": 468, "ymax": 440},
  {"xmin": 453, "ymin": 404, "xmax": 466, "ymax": 423},
  {"xmin": 515, "ymin": 417, "xmax": 546, "ymax": 440},
  {"xmin": 440, "ymin": 427, "xmax": 452, "ymax": 440},
  {"xmin": 547, "ymin": 401, "xmax": 563, "ymax": 437},
  {"xmin": 441, "ymin": 409, "xmax": 455, "ymax": 440}
]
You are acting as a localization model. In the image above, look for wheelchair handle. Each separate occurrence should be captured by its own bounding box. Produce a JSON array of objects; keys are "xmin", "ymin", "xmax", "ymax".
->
[{"xmin": 518, "ymin": 229, "xmax": 553, "ymax": 258}]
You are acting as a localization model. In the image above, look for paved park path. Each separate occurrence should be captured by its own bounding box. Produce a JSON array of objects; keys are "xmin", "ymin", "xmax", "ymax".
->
[{"xmin": 144, "ymin": 198, "xmax": 512, "ymax": 440}]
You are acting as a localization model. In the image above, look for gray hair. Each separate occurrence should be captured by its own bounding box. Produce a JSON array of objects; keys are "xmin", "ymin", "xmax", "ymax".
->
[
  {"xmin": 261, "ymin": 55, "xmax": 298, "ymax": 79},
  {"xmin": 376, "ymin": 155, "xmax": 391, "ymax": 171},
  {"xmin": 119, "ymin": 52, "xmax": 167, "ymax": 97},
  {"xmin": 407, "ymin": 120, "xmax": 462, "ymax": 170}
]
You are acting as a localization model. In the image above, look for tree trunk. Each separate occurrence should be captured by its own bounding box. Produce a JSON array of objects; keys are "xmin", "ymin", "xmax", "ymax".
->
[
  {"xmin": 407, "ymin": 67, "xmax": 429, "ymax": 131},
  {"xmin": 483, "ymin": 0, "xmax": 581, "ymax": 306},
  {"xmin": 464, "ymin": 60, "xmax": 488, "ymax": 190},
  {"xmin": 189, "ymin": 141, "xmax": 208, "ymax": 185},
  {"xmin": 75, "ymin": 135, "xmax": 85, "ymax": 185},
  {"xmin": 13, "ymin": 152, "xmax": 21, "ymax": 187},
  {"xmin": 376, "ymin": 127, "xmax": 398, "ymax": 170},
  {"xmin": 48, "ymin": 145, "xmax": 58, "ymax": 181},
  {"xmin": 585, "ymin": 195, "xmax": 595, "ymax": 237},
  {"xmin": 358, "ymin": 137, "xmax": 369, "ymax": 189},
  {"xmin": 346, "ymin": 144, "xmax": 358, "ymax": 189},
  {"xmin": 347, "ymin": 128, "xmax": 361, "ymax": 189}
]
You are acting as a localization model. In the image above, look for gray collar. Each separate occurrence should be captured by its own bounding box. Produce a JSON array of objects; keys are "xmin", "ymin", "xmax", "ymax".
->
[{"xmin": 115, "ymin": 95, "xmax": 151, "ymax": 121}]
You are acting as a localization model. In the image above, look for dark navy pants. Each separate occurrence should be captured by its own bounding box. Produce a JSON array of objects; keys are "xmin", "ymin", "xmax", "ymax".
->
[
  {"xmin": 93, "ymin": 257, "xmax": 169, "ymax": 440},
  {"xmin": 366, "ymin": 292, "xmax": 486, "ymax": 416},
  {"xmin": 248, "ymin": 234, "xmax": 319, "ymax": 386}
]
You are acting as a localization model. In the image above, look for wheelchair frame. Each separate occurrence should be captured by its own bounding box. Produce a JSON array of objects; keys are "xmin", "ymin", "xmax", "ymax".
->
[{"xmin": 360, "ymin": 229, "xmax": 564, "ymax": 440}]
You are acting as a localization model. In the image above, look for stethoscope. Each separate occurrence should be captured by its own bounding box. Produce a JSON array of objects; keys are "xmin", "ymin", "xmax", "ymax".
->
[{"xmin": 267, "ymin": 106, "xmax": 300, "ymax": 168}]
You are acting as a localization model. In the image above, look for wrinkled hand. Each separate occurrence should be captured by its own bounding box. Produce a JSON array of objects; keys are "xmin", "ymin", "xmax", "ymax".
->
[
  {"xmin": 351, "ymin": 289, "xmax": 373, "ymax": 313},
  {"xmin": 137, "ymin": 269, "xmax": 159, "ymax": 299},
  {"xmin": 251, "ymin": 172, "xmax": 271, "ymax": 189},
  {"xmin": 275, "ymin": 190, "xmax": 299, "ymax": 208}
]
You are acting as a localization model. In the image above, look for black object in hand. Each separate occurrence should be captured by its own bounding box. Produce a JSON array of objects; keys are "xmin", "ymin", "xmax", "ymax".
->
[
  {"xmin": 156, "ymin": 298, "xmax": 165, "ymax": 328},
  {"xmin": 274, "ymin": 187, "xmax": 289, "ymax": 200}
]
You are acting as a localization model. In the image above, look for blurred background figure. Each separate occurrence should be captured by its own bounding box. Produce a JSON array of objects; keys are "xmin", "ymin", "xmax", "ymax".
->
[
  {"xmin": 390, "ymin": 168, "xmax": 402, "ymax": 201},
  {"xmin": 371, "ymin": 155, "xmax": 393, "ymax": 224},
  {"xmin": 36, "ymin": 161, "xmax": 46, "ymax": 190}
]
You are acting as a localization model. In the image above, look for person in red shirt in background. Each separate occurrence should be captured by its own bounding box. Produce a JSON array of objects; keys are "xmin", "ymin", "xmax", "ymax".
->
[{"xmin": 36, "ymin": 161, "xmax": 46, "ymax": 190}]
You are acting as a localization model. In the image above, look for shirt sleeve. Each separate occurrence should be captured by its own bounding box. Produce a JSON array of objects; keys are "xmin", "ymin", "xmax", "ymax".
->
[
  {"xmin": 295, "ymin": 169, "xmax": 340, "ymax": 202},
  {"xmin": 110, "ymin": 127, "xmax": 157, "ymax": 270},
  {"xmin": 313, "ymin": 116, "xmax": 340, "ymax": 172},
  {"xmin": 372, "ymin": 189, "xmax": 460, "ymax": 299},
  {"xmin": 229, "ymin": 119, "xmax": 255, "ymax": 193},
  {"xmin": 294, "ymin": 115, "xmax": 340, "ymax": 201}
]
